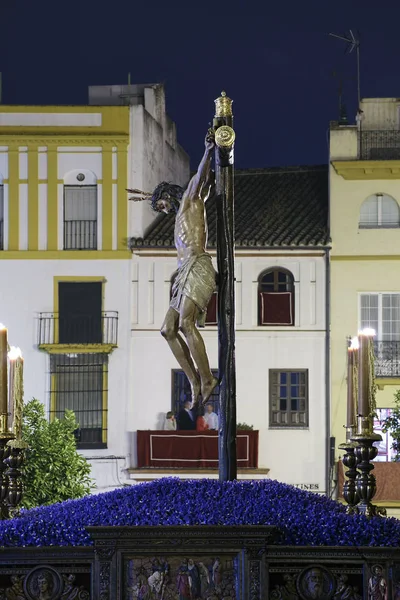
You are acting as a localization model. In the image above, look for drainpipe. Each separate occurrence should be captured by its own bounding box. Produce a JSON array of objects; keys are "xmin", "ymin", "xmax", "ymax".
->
[{"xmin": 325, "ymin": 246, "xmax": 331, "ymax": 497}]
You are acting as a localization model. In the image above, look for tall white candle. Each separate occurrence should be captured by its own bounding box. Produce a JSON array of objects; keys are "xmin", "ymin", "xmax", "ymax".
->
[
  {"xmin": 8, "ymin": 347, "xmax": 23, "ymax": 438},
  {"xmin": 0, "ymin": 324, "xmax": 8, "ymax": 430}
]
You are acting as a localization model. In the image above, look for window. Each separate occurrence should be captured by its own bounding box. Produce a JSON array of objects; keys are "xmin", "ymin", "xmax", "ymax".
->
[
  {"xmin": 0, "ymin": 183, "xmax": 3, "ymax": 250},
  {"xmin": 58, "ymin": 282, "xmax": 102, "ymax": 344},
  {"xmin": 64, "ymin": 185, "xmax": 97, "ymax": 249},
  {"xmin": 373, "ymin": 409, "xmax": 396, "ymax": 462},
  {"xmin": 269, "ymin": 369, "xmax": 308, "ymax": 427},
  {"xmin": 258, "ymin": 268, "xmax": 294, "ymax": 326},
  {"xmin": 50, "ymin": 353, "xmax": 108, "ymax": 449},
  {"xmin": 360, "ymin": 293, "xmax": 400, "ymax": 340},
  {"xmin": 172, "ymin": 369, "xmax": 220, "ymax": 415},
  {"xmin": 170, "ymin": 272, "xmax": 218, "ymax": 326},
  {"xmin": 359, "ymin": 194, "xmax": 400, "ymax": 229}
]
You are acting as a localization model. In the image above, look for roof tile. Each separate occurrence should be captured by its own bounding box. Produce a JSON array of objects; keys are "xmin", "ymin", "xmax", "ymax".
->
[{"xmin": 129, "ymin": 165, "xmax": 329, "ymax": 249}]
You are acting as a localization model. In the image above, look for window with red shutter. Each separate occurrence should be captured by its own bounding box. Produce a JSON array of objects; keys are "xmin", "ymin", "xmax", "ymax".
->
[{"xmin": 258, "ymin": 268, "xmax": 294, "ymax": 326}]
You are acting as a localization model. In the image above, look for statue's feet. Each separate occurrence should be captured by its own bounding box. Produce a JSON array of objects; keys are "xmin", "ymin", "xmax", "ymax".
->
[
  {"xmin": 191, "ymin": 378, "xmax": 201, "ymax": 407},
  {"xmin": 201, "ymin": 376, "xmax": 219, "ymax": 405}
]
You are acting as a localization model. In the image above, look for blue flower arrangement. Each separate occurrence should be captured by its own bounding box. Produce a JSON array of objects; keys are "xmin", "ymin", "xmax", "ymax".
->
[{"xmin": 0, "ymin": 478, "xmax": 399, "ymax": 548}]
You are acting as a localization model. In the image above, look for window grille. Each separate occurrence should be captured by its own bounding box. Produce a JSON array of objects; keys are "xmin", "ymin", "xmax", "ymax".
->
[{"xmin": 49, "ymin": 353, "xmax": 108, "ymax": 448}]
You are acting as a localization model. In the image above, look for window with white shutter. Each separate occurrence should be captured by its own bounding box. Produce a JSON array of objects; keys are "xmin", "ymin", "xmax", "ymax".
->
[
  {"xmin": 359, "ymin": 194, "xmax": 400, "ymax": 228},
  {"xmin": 64, "ymin": 185, "xmax": 97, "ymax": 249}
]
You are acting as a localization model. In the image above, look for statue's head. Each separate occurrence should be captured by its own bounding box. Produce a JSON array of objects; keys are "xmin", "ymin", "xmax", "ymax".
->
[{"xmin": 151, "ymin": 182, "xmax": 184, "ymax": 214}]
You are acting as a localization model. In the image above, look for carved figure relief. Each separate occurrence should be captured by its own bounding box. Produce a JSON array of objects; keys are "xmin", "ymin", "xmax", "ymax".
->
[
  {"xmin": 393, "ymin": 564, "xmax": 400, "ymax": 600},
  {"xmin": 125, "ymin": 555, "xmax": 236, "ymax": 600},
  {"xmin": 297, "ymin": 566, "xmax": 335, "ymax": 600},
  {"xmin": 0, "ymin": 567, "xmax": 89, "ymax": 600},
  {"xmin": 270, "ymin": 569, "xmax": 363, "ymax": 600},
  {"xmin": 368, "ymin": 565, "xmax": 387, "ymax": 600},
  {"xmin": 333, "ymin": 574, "xmax": 362, "ymax": 600}
]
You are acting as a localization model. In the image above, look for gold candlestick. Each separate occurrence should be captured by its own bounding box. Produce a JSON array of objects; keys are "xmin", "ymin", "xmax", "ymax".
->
[
  {"xmin": 346, "ymin": 337, "xmax": 359, "ymax": 431},
  {"xmin": 357, "ymin": 328, "xmax": 375, "ymax": 419},
  {"xmin": 8, "ymin": 348, "xmax": 23, "ymax": 439},
  {"xmin": 0, "ymin": 325, "xmax": 8, "ymax": 433}
]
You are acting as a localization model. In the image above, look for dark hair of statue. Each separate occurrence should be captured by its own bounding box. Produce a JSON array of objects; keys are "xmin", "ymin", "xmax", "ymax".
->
[{"xmin": 151, "ymin": 182, "xmax": 184, "ymax": 213}]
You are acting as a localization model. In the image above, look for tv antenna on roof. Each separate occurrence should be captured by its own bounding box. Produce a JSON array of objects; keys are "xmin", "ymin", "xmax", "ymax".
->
[{"xmin": 329, "ymin": 30, "xmax": 360, "ymax": 106}]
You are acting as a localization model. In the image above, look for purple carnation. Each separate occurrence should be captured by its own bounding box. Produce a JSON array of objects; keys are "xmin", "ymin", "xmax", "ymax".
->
[{"xmin": 0, "ymin": 478, "xmax": 399, "ymax": 547}]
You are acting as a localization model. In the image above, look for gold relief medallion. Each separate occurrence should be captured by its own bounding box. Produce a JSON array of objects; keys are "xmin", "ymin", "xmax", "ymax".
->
[{"xmin": 215, "ymin": 126, "xmax": 236, "ymax": 148}]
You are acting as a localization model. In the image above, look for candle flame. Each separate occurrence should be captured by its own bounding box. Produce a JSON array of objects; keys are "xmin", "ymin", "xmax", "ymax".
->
[
  {"xmin": 359, "ymin": 327, "xmax": 376, "ymax": 337},
  {"xmin": 0, "ymin": 323, "xmax": 6, "ymax": 330},
  {"xmin": 350, "ymin": 337, "xmax": 359, "ymax": 350},
  {"xmin": 8, "ymin": 346, "xmax": 22, "ymax": 360}
]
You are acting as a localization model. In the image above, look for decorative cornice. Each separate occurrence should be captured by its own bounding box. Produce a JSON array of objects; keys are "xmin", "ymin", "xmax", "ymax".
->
[
  {"xmin": 0, "ymin": 250, "xmax": 131, "ymax": 260},
  {"xmin": 375, "ymin": 377, "xmax": 400, "ymax": 390},
  {"xmin": 332, "ymin": 159, "xmax": 400, "ymax": 180},
  {"xmin": 331, "ymin": 254, "xmax": 400, "ymax": 261},
  {"xmin": 38, "ymin": 343, "xmax": 117, "ymax": 354},
  {"xmin": 0, "ymin": 135, "xmax": 129, "ymax": 146}
]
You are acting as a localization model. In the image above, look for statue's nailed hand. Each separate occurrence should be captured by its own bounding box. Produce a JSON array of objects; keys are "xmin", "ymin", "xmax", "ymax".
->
[{"xmin": 205, "ymin": 128, "xmax": 215, "ymax": 151}]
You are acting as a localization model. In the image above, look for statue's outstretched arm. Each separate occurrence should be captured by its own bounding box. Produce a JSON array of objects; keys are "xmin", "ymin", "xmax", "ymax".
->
[{"xmin": 185, "ymin": 129, "xmax": 215, "ymax": 201}]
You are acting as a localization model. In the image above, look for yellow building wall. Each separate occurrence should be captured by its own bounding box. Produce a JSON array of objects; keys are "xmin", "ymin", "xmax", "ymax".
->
[
  {"xmin": 331, "ymin": 258, "xmax": 400, "ymax": 447},
  {"xmin": 330, "ymin": 165, "xmax": 400, "ymax": 257},
  {"xmin": 330, "ymin": 152, "xmax": 400, "ymax": 450},
  {"xmin": 0, "ymin": 106, "xmax": 130, "ymax": 259}
]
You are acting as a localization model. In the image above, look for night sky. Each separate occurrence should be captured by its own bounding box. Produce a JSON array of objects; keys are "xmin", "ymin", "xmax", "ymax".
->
[{"xmin": 1, "ymin": 0, "xmax": 398, "ymax": 169}]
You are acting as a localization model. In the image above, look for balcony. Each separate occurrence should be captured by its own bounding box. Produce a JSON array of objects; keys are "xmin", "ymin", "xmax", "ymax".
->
[
  {"xmin": 64, "ymin": 220, "xmax": 97, "ymax": 250},
  {"xmin": 38, "ymin": 312, "xmax": 118, "ymax": 351},
  {"xmin": 330, "ymin": 127, "xmax": 400, "ymax": 180},
  {"xmin": 374, "ymin": 341, "xmax": 400, "ymax": 378},
  {"xmin": 360, "ymin": 130, "xmax": 400, "ymax": 160}
]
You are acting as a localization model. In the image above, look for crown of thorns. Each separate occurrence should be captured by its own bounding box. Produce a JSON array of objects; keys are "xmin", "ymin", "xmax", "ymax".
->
[{"xmin": 126, "ymin": 188, "xmax": 153, "ymax": 202}]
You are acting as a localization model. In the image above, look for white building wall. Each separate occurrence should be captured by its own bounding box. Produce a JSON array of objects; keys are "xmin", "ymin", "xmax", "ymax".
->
[
  {"xmin": 360, "ymin": 98, "xmax": 400, "ymax": 130},
  {"xmin": 57, "ymin": 151, "xmax": 102, "ymax": 180},
  {"xmin": 0, "ymin": 259, "xmax": 132, "ymax": 492},
  {"xmin": 128, "ymin": 87, "xmax": 190, "ymax": 239},
  {"xmin": 130, "ymin": 251, "xmax": 327, "ymax": 490},
  {"xmin": 131, "ymin": 253, "xmax": 326, "ymax": 331}
]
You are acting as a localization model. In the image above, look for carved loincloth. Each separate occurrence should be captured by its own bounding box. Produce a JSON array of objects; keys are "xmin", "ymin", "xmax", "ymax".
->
[{"xmin": 170, "ymin": 253, "xmax": 217, "ymax": 327}]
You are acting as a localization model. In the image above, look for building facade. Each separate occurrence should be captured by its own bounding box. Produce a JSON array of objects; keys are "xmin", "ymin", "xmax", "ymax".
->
[
  {"xmin": 129, "ymin": 166, "xmax": 330, "ymax": 491},
  {"xmin": 0, "ymin": 84, "xmax": 190, "ymax": 491},
  {"xmin": 330, "ymin": 98, "xmax": 400, "ymax": 466}
]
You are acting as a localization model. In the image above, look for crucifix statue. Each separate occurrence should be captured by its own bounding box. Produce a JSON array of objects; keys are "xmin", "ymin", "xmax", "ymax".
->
[{"xmin": 128, "ymin": 92, "xmax": 237, "ymax": 481}]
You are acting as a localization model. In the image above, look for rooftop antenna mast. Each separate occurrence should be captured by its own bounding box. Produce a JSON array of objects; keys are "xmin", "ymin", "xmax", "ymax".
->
[{"xmin": 329, "ymin": 30, "xmax": 360, "ymax": 106}]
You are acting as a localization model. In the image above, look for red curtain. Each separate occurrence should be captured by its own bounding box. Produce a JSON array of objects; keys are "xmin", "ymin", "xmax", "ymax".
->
[
  {"xmin": 259, "ymin": 292, "xmax": 293, "ymax": 325},
  {"xmin": 205, "ymin": 292, "xmax": 218, "ymax": 325},
  {"xmin": 137, "ymin": 430, "xmax": 259, "ymax": 468}
]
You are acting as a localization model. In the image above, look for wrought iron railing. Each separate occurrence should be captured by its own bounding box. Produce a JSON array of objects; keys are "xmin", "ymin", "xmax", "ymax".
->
[
  {"xmin": 38, "ymin": 311, "xmax": 118, "ymax": 346},
  {"xmin": 374, "ymin": 341, "xmax": 400, "ymax": 377},
  {"xmin": 64, "ymin": 220, "xmax": 97, "ymax": 250},
  {"xmin": 0, "ymin": 220, "xmax": 3, "ymax": 250},
  {"xmin": 359, "ymin": 130, "xmax": 400, "ymax": 160}
]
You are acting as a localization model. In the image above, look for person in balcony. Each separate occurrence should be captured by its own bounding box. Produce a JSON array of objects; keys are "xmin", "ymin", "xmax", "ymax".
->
[
  {"xmin": 204, "ymin": 403, "xmax": 219, "ymax": 430},
  {"xmin": 196, "ymin": 406, "xmax": 209, "ymax": 431},
  {"xmin": 178, "ymin": 400, "xmax": 196, "ymax": 430},
  {"xmin": 163, "ymin": 411, "xmax": 177, "ymax": 431}
]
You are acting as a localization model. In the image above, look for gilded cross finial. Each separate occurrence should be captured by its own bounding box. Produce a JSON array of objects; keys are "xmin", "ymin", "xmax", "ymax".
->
[{"xmin": 214, "ymin": 91, "xmax": 233, "ymax": 118}]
